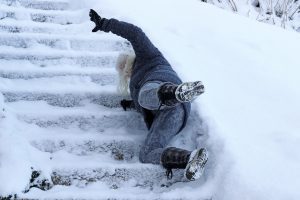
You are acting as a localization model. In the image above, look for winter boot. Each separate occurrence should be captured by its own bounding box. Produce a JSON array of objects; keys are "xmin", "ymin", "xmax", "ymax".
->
[
  {"xmin": 161, "ymin": 147, "xmax": 208, "ymax": 180},
  {"xmin": 157, "ymin": 81, "xmax": 204, "ymax": 106}
]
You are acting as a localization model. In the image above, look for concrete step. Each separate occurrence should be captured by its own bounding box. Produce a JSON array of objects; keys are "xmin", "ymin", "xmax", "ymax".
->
[
  {"xmin": 18, "ymin": 111, "xmax": 146, "ymax": 131},
  {"xmin": 0, "ymin": 63, "xmax": 118, "ymax": 85},
  {"xmin": 0, "ymin": 48, "xmax": 119, "ymax": 67},
  {"xmin": 2, "ymin": 91, "xmax": 124, "ymax": 107},
  {"xmin": 19, "ymin": 146, "xmax": 185, "ymax": 191},
  {"xmin": 23, "ymin": 158, "xmax": 187, "ymax": 196},
  {"xmin": 0, "ymin": 19, "xmax": 93, "ymax": 34},
  {"xmin": 49, "ymin": 164, "xmax": 171, "ymax": 189},
  {"xmin": 0, "ymin": 5, "xmax": 83, "ymax": 25},
  {"xmin": 30, "ymin": 136, "xmax": 142, "ymax": 161},
  {"xmin": 20, "ymin": 185, "xmax": 206, "ymax": 200},
  {"xmin": 0, "ymin": 66, "xmax": 118, "ymax": 85},
  {"xmin": 44, "ymin": 157, "xmax": 185, "ymax": 189},
  {"xmin": 9, "ymin": 101, "xmax": 145, "ymax": 130},
  {"xmin": 10, "ymin": 101, "xmax": 145, "ymax": 160},
  {"xmin": 0, "ymin": 70, "xmax": 125, "ymax": 107},
  {"xmin": 1, "ymin": 0, "xmax": 70, "ymax": 11},
  {"xmin": 0, "ymin": 75, "xmax": 116, "ymax": 91},
  {"xmin": 0, "ymin": 32, "xmax": 131, "ymax": 51}
]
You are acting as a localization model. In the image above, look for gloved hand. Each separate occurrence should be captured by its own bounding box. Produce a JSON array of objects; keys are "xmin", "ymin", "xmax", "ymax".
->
[{"xmin": 89, "ymin": 9, "xmax": 101, "ymax": 32}]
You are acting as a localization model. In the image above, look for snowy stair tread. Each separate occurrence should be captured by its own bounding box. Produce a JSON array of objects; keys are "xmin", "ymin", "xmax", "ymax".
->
[
  {"xmin": 0, "ymin": 75, "xmax": 117, "ymax": 91},
  {"xmin": 3, "ymin": 92, "xmax": 125, "ymax": 107},
  {"xmin": 0, "ymin": 0, "xmax": 70, "ymax": 11},
  {"xmin": 30, "ymin": 137, "xmax": 142, "ymax": 160},
  {"xmin": 0, "ymin": 68, "xmax": 118, "ymax": 85},
  {"xmin": 0, "ymin": 48, "xmax": 119, "ymax": 67},
  {"xmin": 0, "ymin": 32, "xmax": 131, "ymax": 51},
  {"xmin": 0, "ymin": 19, "xmax": 94, "ymax": 34},
  {"xmin": 18, "ymin": 111, "xmax": 146, "ymax": 130},
  {"xmin": 50, "ymin": 164, "xmax": 165, "ymax": 188},
  {"xmin": 0, "ymin": 8, "xmax": 83, "ymax": 25}
]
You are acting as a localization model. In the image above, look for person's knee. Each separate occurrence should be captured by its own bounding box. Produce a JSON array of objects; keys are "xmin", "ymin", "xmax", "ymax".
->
[{"xmin": 137, "ymin": 90, "xmax": 145, "ymax": 108}]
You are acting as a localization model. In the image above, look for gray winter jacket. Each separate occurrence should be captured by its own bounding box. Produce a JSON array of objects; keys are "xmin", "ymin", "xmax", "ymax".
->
[{"xmin": 100, "ymin": 18, "xmax": 191, "ymax": 131}]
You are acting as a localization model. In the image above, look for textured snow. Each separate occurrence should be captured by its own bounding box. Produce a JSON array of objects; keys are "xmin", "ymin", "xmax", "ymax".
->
[{"xmin": 92, "ymin": 0, "xmax": 300, "ymax": 199}]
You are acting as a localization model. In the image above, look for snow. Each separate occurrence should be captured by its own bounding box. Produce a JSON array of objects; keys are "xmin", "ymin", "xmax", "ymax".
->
[
  {"xmin": 0, "ymin": 93, "xmax": 32, "ymax": 195},
  {"xmin": 90, "ymin": 0, "xmax": 300, "ymax": 199},
  {"xmin": 1, "ymin": 0, "xmax": 300, "ymax": 199}
]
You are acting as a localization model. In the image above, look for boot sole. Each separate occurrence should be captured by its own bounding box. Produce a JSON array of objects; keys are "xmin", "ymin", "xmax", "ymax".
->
[
  {"xmin": 185, "ymin": 148, "xmax": 208, "ymax": 181},
  {"xmin": 175, "ymin": 81, "xmax": 204, "ymax": 102}
]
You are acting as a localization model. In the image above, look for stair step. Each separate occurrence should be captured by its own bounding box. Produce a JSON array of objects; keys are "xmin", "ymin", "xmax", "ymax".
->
[
  {"xmin": 30, "ymin": 137, "xmax": 142, "ymax": 161},
  {"xmin": 12, "ymin": 101, "xmax": 146, "ymax": 160},
  {"xmin": 3, "ymin": 91, "xmax": 125, "ymax": 107},
  {"xmin": 1, "ymin": 0, "xmax": 70, "ymax": 11},
  {"xmin": 0, "ymin": 66, "xmax": 118, "ymax": 85},
  {"xmin": 18, "ymin": 111, "xmax": 146, "ymax": 131},
  {"xmin": 0, "ymin": 19, "xmax": 93, "ymax": 34},
  {"xmin": 0, "ymin": 48, "xmax": 119, "ymax": 67},
  {"xmin": 50, "ymin": 165, "xmax": 170, "ymax": 188},
  {"xmin": 47, "ymin": 162, "xmax": 186, "ymax": 192},
  {"xmin": 0, "ymin": 5, "xmax": 83, "ymax": 24},
  {"xmin": 0, "ymin": 75, "xmax": 116, "ymax": 91},
  {"xmin": 0, "ymin": 67, "xmax": 118, "ymax": 85},
  {"xmin": 0, "ymin": 32, "xmax": 131, "ymax": 51},
  {"xmin": 21, "ymin": 187, "xmax": 162, "ymax": 200},
  {"xmin": 24, "ymin": 150, "xmax": 184, "ymax": 190},
  {"xmin": 20, "ymin": 185, "xmax": 207, "ymax": 200},
  {"xmin": 8, "ymin": 100, "xmax": 145, "ymax": 130},
  {"xmin": 0, "ymin": 73, "xmax": 124, "ymax": 106},
  {"xmin": 46, "ymin": 157, "xmax": 185, "ymax": 189}
]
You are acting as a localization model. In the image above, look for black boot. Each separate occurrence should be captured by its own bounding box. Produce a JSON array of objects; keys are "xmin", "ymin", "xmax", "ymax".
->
[
  {"xmin": 157, "ymin": 81, "xmax": 205, "ymax": 107},
  {"xmin": 161, "ymin": 147, "xmax": 208, "ymax": 181},
  {"xmin": 157, "ymin": 83, "xmax": 179, "ymax": 106},
  {"xmin": 160, "ymin": 147, "xmax": 191, "ymax": 179}
]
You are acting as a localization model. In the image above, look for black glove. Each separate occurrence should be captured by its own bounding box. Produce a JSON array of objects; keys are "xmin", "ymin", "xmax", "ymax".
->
[
  {"xmin": 120, "ymin": 99, "xmax": 135, "ymax": 111},
  {"xmin": 89, "ymin": 9, "xmax": 102, "ymax": 32}
]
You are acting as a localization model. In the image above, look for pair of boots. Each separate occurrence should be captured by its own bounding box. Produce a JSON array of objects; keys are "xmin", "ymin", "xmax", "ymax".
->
[{"xmin": 158, "ymin": 81, "xmax": 208, "ymax": 181}]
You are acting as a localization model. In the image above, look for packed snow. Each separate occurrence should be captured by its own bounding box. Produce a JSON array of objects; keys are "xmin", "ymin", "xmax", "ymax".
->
[
  {"xmin": 1, "ymin": 0, "xmax": 300, "ymax": 199},
  {"xmin": 91, "ymin": 0, "xmax": 300, "ymax": 199}
]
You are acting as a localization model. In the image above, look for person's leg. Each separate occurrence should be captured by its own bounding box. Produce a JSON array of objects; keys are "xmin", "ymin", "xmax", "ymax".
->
[
  {"xmin": 139, "ymin": 105, "xmax": 208, "ymax": 181},
  {"xmin": 138, "ymin": 81, "xmax": 208, "ymax": 180},
  {"xmin": 138, "ymin": 81, "xmax": 177, "ymax": 110},
  {"xmin": 138, "ymin": 81, "xmax": 205, "ymax": 111},
  {"xmin": 139, "ymin": 104, "xmax": 185, "ymax": 164}
]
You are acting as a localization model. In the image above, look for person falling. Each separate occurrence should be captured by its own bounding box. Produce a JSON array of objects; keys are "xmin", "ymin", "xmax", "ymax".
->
[{"xmin": 89, "ymin": 9, "xmax": 208, "ymax": 181}]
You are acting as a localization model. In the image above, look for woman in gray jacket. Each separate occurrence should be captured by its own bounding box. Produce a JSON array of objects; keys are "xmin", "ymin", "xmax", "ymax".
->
[{"xmin": 89, "ymin": 9, "xmax": 208, "ymax": 181}]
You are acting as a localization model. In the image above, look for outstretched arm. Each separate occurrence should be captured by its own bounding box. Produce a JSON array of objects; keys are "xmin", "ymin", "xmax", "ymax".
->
[{"xmin": 89, "ymin": 9, "xmax": 162, "ymax": 59}]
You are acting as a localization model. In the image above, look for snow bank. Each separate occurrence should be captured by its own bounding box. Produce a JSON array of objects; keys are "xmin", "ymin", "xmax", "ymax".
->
[
  {"xmin": 0, "ymin": 94, "xmax": 32, "ymax": 196},
  {"xmin": 90, "ymin": 0, "xmax": 300, "ymax": 199}
]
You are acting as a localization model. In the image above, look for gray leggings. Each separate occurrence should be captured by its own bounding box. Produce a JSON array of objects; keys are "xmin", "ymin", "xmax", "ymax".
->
[{"xmin": 138, "ymin": 82, "xmax": 185, "ymax": 164}]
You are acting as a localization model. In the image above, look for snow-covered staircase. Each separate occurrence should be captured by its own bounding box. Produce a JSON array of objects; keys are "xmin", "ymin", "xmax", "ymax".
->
[{"xmin": 0, "ymin": 0, "xmax": 207, "ymax": 199}]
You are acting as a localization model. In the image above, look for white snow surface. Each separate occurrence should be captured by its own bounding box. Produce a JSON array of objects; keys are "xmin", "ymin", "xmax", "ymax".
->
[
  {"xmin": 0, "ymin": 0, "xmax": 300, "ymax": 199},
  {"xmin": 91, "ymin": 0, "xmax": 300, "ymax": 199}
]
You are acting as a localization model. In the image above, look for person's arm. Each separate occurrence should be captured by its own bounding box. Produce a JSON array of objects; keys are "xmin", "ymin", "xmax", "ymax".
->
[{"xmin": 89, "ymin": 9, "xmax": 162, "ymax": 59}]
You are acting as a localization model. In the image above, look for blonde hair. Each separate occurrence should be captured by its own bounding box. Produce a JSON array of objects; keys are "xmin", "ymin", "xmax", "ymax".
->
[{"xmin": 116, "ymin": 52, "xmax": 136, "ymax": 96}]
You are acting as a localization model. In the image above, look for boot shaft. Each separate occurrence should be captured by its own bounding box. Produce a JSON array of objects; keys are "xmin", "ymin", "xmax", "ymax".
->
[
  {"xmin": 157, "ymin": 83, "xmax": 179, "ymax": 106},
  {"xmin": 161, "ymin": 147, "xmax": 191, "ymax": 170}
]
